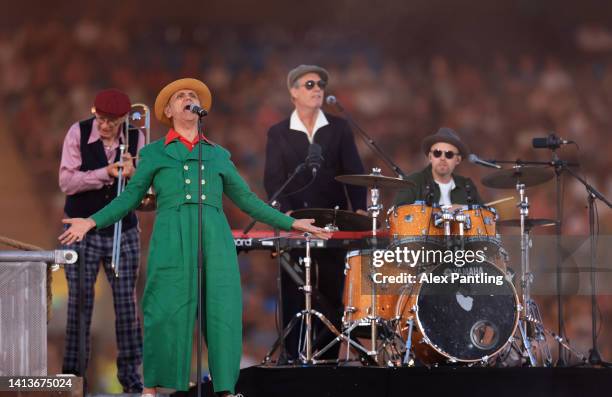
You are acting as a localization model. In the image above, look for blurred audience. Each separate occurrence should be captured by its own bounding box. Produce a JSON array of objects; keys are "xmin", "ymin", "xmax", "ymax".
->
[{"xmin": 2, "ymin": 12, "xmax": 611, "ymax": 394}]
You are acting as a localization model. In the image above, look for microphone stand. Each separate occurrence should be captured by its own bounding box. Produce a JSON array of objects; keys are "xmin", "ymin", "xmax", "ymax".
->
[
  {"xmin": 196, "ymin": 114, "xmax": 206, "ymax": 397},
  {"xmin": 242, "ymin": 163, "xmax": 306, "ymax": 235},
  {"xmin": 78, "ymin": 238, "xmax": 87, "ymax": 395},
  {"xmin": 488, "ymin": 159, "xmax": 579, "ymax": 168},
  {"xmin": 561, "ymin": 165, "xmax": 612, "ymax": 367},
  {"xmin": 328, "ymin": 98, "xmax": 407, "ymax": 178}
]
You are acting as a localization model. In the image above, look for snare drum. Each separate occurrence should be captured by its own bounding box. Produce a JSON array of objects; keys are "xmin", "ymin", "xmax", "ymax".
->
[{"xmin": 397, "ymin": 260, "xmax": 519, "ymax": 364}]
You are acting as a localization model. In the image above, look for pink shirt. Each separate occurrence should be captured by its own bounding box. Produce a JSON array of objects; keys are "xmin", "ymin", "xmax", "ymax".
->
[{"xmin": 59, "ymin": 120, "xmax": 145, "ymax": 195}]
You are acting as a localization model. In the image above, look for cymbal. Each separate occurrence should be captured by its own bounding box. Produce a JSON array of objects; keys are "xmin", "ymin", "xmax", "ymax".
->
[
  {"xmin": 497, "ymin": 218, "xmax": 557, "ymax": 229},
  {"xmin": 481, "ymin": 166, "xmax": 554, "ymax": 189},
  {"xmin": 291, "ymin": 208, "xmax": 378, "ymax": 231},
  {"xmin": 335, "ymin": 174, "xmax": 415, "ymax": 189}
]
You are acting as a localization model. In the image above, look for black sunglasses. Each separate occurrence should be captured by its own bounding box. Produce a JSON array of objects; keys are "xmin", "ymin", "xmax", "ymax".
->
[
  {"xmin": 431, "ymin": 149, "xmax": 459, "ymax": 159},
  {"xmin": 302, "ymin": 80, "xmax": 327, "ymax": 90}
]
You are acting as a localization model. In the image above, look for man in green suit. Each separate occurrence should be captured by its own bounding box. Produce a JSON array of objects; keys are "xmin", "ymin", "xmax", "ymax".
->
[{"xmin": 59, "ymin": 78, "xmax": 329, "ymax": 397}]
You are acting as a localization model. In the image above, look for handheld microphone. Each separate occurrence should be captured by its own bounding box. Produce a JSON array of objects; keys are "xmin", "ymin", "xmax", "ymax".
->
[
  {"xmin": 532, "ymin": 134, "xmax": 573, "ymax": 149},
  {"xmin": 305, "ymin": 143, "xmax": 324, "ymax": 176},
  {"xmin": 185, "ymin": 104, "xmax": 208, "ymax": 117},
  {"xmin": 468, "ymin": 154, "xmax": 502, "ymax": 169}
]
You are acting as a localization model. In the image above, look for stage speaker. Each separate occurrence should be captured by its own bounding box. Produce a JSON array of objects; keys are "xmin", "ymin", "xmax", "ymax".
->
[{"xmin": 0, "ymin": 261, "xmax": 47, "ymax": 375}]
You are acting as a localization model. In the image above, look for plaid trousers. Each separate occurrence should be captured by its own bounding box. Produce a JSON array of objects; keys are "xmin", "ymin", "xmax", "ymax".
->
[{"xmin": 62, "ymin": 226, "xmax": 143, "ymax": 392}]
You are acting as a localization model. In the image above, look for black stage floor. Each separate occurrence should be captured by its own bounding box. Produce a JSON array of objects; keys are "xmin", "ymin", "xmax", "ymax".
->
[{"xmin": 173, "ymin": 365, "xmax": 612, "ymax": 397}]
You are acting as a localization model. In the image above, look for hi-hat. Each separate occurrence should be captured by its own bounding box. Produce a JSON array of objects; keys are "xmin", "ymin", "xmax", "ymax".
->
[
  {"xmin": 497, "ymin": 218, "xmax": 557, "ymax": 229},
  {"xmin": 335, "ymin": 174, "xmax": 415, "ymax": 189},
  {"xmin": 291, "ymin": 208, "xmax": 378, "ymax": 231},
  {"xmin": 482, "ymin": 166, "xmax": 554, "ymax": 189}
]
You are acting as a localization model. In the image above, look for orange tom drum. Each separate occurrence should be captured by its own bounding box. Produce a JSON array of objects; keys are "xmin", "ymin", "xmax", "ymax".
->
[
  {"xmin": 453, "ymin": 205, "xmax": 508, "ymax": 271},
  {"xmin": 342, "ymin": 249, "xmax": 409, "ymax": 327},
  {"xmin": 386, "ymin": 202, "xmax": 446, "ymax": 267}
]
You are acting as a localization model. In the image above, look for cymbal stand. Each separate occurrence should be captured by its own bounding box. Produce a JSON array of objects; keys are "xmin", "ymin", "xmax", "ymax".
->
[
  {"xmin": 367, "ymin": 168, "xmax": 383, "ymax": 358},
  {"xmin": 315, "ymin": 168, "xmax": 401, "ymax": 365},
  {"xmin": 516, "ymin": 178, "xmax": 552, "ymax": 366},
  {"xmin": 515, "ymin": 180, "xmax": 537, "ymax": 366},
  {"xmin": 263, "ymin": 233, "xmax": 353, "ymax": 364}
]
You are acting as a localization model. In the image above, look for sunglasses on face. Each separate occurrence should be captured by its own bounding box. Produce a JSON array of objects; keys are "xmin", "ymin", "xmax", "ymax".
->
[
  {"xmin": 431, "ymin": 149, "xmax": 460, "ymax": 159},
  {"xmin": 302, "ymin": 80, "xmax": 327, "ymax": 90}
]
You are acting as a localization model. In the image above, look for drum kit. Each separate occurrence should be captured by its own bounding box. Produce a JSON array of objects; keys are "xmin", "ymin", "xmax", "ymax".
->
[{"xmin": 266, "ymin": 163, "xmax": 589, "ymax": 368}]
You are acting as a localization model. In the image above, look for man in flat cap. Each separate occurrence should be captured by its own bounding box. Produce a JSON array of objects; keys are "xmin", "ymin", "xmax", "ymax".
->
[
  {"xmin": 264, "ymin": 65, "xmax": 367, "ymax": 362},
  {"xmin": 395, "ymin": 127, "xmax": 483, "ymax": 206},
  {"xmin": 59, "ymin": 88, "xmax": 145, "ymax": 392}
]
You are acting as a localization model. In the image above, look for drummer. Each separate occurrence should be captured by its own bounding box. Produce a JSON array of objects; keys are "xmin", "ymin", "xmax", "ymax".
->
[{"xmin": 395, "ymin": 128, "xmax": 483, "ymax": 207}]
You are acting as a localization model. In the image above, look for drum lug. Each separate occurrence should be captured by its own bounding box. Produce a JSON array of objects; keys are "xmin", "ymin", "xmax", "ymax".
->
[
  {"xmin": 421, "ymin": 228, "xmax": 427, "ymax": 235},
  {"xmin": 468, "ymin": 214, "xmax": 472, "ymax": 229}
]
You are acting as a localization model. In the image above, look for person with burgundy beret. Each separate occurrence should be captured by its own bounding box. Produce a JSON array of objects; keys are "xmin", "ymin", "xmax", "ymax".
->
[{"xmin": 58, "ymin": 88, "xmax": 145, "ymax": 393}]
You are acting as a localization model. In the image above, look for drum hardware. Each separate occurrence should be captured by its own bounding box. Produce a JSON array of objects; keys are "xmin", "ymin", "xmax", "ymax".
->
[
  {"xmin": 481, "ymin": 166, "xmax": 554, "ymax": 189},
  {"xmin": 291, "ymin": 207, "xmax": 377, "ymax": 231},
  {"xmin": 335, "ymin": 168, "xmax": 404, "ymax": 362},
  {"xmin": 402, "ymin": 318, "xmax": 415, "ymax": 365},
  {"xmin": 515, "ymin": 179, "xmax": 553, "ymax": 367},
  {"xmin": 110, "ymin": 144, "xmax": 126, "ymax": 278},
  {"xmin": 335, "ymin": 172, "xmax": 416, "ymax": 190},
  {"xmin": 497, "ymin": 218, "xmax": 557, "ymax": 229},
  {"xmin": 262, "ymin": 233, "xmax": 374, "ymax": 365},
  {"xmin": 482, "ymin": 163, "xmax": 574, "ymax": 366}
]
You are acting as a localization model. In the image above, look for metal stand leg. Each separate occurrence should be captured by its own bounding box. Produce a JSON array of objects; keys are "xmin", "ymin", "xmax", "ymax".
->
[{"xmin": 403, "ymin": 318, "xmax": 414, "ymax": 365}]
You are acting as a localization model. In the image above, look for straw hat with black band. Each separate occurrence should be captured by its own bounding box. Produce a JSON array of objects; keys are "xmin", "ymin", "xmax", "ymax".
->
[{"xmin": 154, "ymin": 78, "xmax": 212, "ymax": 126}]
